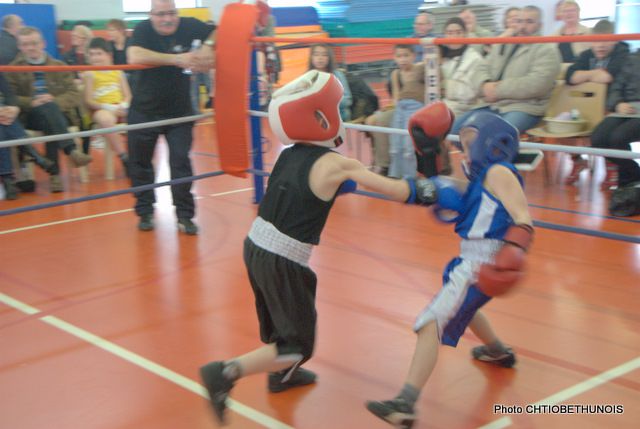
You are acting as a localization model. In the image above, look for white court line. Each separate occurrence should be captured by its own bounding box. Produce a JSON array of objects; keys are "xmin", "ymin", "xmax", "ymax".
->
[
  {"xmin": 479, "ymin": 356, "xmax": 640, "ymax": 429},
  {"xmin": 0, "ymin": 187, "xmax": 254, "ymax": 235},
  {"xmin": 0, "ymin": 292, "xmax": 293, "ymax": 429},
  {"xmin": 0, "ymin": 209, "xmax": 133, "ymax": 235}
]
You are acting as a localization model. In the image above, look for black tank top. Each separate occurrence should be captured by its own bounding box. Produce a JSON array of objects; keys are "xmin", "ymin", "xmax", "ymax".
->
[{"xmin": 258, "ymin": 144, "xmax": 336, "ymax": 245}]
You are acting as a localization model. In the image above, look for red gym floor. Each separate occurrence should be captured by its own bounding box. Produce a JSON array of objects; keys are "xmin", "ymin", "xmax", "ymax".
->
[{"xmin": 1, "ymin": 119, "xmax": 639, "ymax": 429}]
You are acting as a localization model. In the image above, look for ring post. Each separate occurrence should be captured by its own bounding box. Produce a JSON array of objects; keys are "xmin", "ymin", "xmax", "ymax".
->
[{"xmin": 250, "ymin": 50, "xmax": 265, "ymax": 203}]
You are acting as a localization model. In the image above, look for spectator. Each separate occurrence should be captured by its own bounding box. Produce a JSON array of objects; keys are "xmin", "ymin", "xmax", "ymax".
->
[
  {"xmin": 106, "ymin": 19, "xmax": 131, "ymax": 67},
  {"xmin": 308, "ymin": 43, "xmax": 352, "ymax": 121},
  {"xmin": 0, "ymin": 14, "xmax": 23, "ymax": 65},
  {"xmin": 61, "ymin": 25, "xmax": 93, "ymax": 69},
  {"xmin": 388, "ymin": 44, "xmax": 424, "ymax": 178},
  {"xmin": 590, "ymin": 52, "xmax": 640, "ymax": 191},
  {"xmin": 451, "ymin": 6, "xmax": 561, "ymax": 134},
  {"xmin": 553, "ymin": 0, "xmax": 591, "ymax": 63},
  {"xmin": 83, "ymin": 37, "xmax": 131, "ymax": 176},
  {"xmin": 459, "ymin": 8, "xmax": 492, "ymax": 55},
  {"xmin": 126, "ymin": 0, "xmax": 215, "ymax": 234},
  {"xmin": 0, "ymin": 72, "xmax": 22, "ymax": 199},
  {"xmin": 459, "ymin": 8, "xmax": 493, "ymax": 38},
  {"xmin": 8, "ymin": 26, "xmax": 92, "ymax": 193},
  {"xmin": 497, "ymin": 7, "xmax": 521, "ymax": 38},
  {"xmin": 411, "ymin": 11, "xmax": 436, "ymax": 62},
  {"xmin": 564, "ymin": 19, "xmax": 630, "ymax": 188},
  {"xmin": 439, "ymin": 17, "xmax": 485, "ymax": 116}
]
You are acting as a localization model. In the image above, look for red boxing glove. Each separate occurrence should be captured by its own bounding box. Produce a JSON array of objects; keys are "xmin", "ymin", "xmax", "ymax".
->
[
  {"xmin": 477, "ymin": 224, "xmax": 534, "ymax": 297},
  {"xmin": 408, "ymin": 101, "xmax": 454, "ymax": 177}
]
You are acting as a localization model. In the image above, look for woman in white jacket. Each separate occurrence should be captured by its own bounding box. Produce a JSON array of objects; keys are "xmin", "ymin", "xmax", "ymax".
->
[{"xmin": 439, "ymin": 17, "xmax": 486, "ymax": 117}]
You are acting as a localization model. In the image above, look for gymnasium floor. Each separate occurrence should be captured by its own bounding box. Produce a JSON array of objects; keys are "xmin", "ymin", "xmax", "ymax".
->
[{"xmin": 1, "ymin": 119, "xmax": 639, "ymax": 429}]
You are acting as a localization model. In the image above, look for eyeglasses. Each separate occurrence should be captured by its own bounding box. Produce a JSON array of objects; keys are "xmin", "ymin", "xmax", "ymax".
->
[
  {"xmin": 445, "ymin": 30, "xmax": 465, "ymax": 36},
  {"xmin": 151, "ymin": 10, "xmax": 178, "ymax": 18},
  {"xmin": 516, "ymin": 19, "xmax": 538, "ymax": 24}
]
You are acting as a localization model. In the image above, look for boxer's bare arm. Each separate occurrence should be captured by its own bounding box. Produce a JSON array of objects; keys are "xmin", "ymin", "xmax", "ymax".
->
[{"xmin": 309, "ymin": 153, "xmax": 410, "ymax": 202}]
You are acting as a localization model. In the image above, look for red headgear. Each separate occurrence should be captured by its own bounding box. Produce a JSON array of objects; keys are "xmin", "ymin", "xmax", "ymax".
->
[{"xmin": 268, "ymin": 70, "xmax": 346, "ymax": 148}]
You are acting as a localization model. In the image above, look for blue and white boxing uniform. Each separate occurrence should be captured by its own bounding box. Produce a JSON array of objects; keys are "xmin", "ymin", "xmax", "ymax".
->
[{"xmin": 413, "ymin": 162, "xmax": 523, "ymax": 346}]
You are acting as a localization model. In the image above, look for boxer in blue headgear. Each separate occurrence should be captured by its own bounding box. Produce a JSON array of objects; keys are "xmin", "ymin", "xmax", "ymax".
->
[
  {"xmin": 366, "ymin": 108, "xmax": 535, "ymax": 429},
  {"xmin": 457, "ymin": 111, "xmax": 519, "ymax": 180}
]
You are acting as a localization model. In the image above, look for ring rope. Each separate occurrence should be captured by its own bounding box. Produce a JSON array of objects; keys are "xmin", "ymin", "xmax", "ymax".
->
[
  {"xmin": 0, "ymin": 170, "xmax": 225, "ymax": 218},
  {"xmin": 252, "ymin": 33, "xmax": 640, "ymax": 46},
  {"xmin": 246, "ymin": 110, "xmax": 640, "ymax": 160},
  {"xmin": 0, "ymin": 112, "xmax": 212, "ymax": 149}
]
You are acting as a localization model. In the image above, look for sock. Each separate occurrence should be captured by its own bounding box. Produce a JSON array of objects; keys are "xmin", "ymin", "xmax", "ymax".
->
[
  {"xmin": 395, "ymin": 383, "xmax": 419, "ymax": 408},
  {"xmin": 222, "ymin": 360, "xmax": 242, "ymax": 382},
  {"xmin": 486, "ymin": 340, "xmax": 507, "ymax": 357}
]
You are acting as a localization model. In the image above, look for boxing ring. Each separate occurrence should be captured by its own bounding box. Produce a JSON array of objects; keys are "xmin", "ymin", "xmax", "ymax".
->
[{"xmin": 1, "ymin": 3, "xmax": 640, "ymax": 429}]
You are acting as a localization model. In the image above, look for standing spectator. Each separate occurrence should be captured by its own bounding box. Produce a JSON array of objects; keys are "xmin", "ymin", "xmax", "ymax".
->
[
  {"xmin": 388, "ymin": 44, "xmax": 424, "ymax": 179},
  {"xmin": 590, "ymin": 52, "xmax": 640, "ymax": 191},
  {"xmin": 553, "ymin": 0, "xmax": 591, "ymax": 63},
  {"xmin": 126, "ymin": 0, "xmax": 215, "ymax": 234},
  {"xmin": 8, "ymin": 26, "xmax": 92, "ymax": 193},
  {"xmin": 452, "ymin": 6, "xmax": 561, "ymax": 134},
  {"xmin": 411, "ymin": 11, "xmax": 435, "ymax": 62},
  {"xmin": 0, "ymin": 14, "xmax": 23, "ymax": 65},
  {"xmin": 307, "ymin": 43, "xmax": 352, "ymax": 121},
  {"xmin": 564, "ymin": 19, "xmax": 630, "ymax": 188},
  {"xmin": 83, "ymin": 37, "xmax": 131, "ymax": 176},
  {"xmin": 106, "ymin": 19, "xmax": 131, "ymax": 67}
]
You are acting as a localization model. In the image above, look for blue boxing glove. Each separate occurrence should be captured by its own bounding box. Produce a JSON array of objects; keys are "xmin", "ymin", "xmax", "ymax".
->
[
  {"xmin": 431, "ymin": 176, "xmax": 464, "ymax": 223},
  {"xmin": 405, "ymin": 177, "xmax": 438, "ymax": 206},
  {"xmin": 336, "ymin": 179, "xmax": 357, "ymax": 196}
]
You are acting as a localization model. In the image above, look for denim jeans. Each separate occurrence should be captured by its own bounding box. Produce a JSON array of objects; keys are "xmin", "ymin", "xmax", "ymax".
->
[{"xmin": 451, "ymin": 106, "xmax": 541, "ymax": 134}]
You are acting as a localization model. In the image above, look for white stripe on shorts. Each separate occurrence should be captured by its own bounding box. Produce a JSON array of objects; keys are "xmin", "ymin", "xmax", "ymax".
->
[{"xmin": 413, "ymin": 259, "xmax": 478, "ymax": 336}]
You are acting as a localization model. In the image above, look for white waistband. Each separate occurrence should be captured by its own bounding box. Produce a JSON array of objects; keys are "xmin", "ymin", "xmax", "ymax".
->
[
  {"xmin": 459, "ymin": 239, "xmax": 502, "ymax": 264},
  {"xmin": 248, "ymin": 217, "xmax": 313, "ymax": 267}
]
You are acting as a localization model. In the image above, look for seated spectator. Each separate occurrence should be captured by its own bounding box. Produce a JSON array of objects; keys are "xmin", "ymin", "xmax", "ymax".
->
[
  {"xmin": 389, "ymin": 44, "xmax": 424, "ymax": 178},
  {"xmin": 0, "ymin": 72, "xmax": 21, "ymax": 199},
  {"xmin": 459, "ymin": 8, "xmax": 492, "ymax": 54},
  {"xmin": 451, "ymin": 6, "xmax": 561, "ymax": 135},
  {"xmin": 590, "ymin": 52, "xmax": 640, "ymax": 191},
  {"xmin": 7, "ymin": 26, "xmax": 91, "ymax": 193},
  {"xmin": 106, "ymin": 19, "xmax": 131, "ymax": 67},
  {"xmin": 62, "ymin": 25, "xmax": 93, "ymax": 69},
  {"xmin": 439, "ymin": 17, "xmax": 485, "ymax": 116},
  {"xmin": 83, "ymin": 37, "xmax": 131, "ymax": 176},
  {"xmin": 564, "ymin": 19, "xmax": 630, "ymax": 188},
  {"xmin": 411, "ymin": 11, "xmax": 436, "ymax": 62},
  {"xmin": 497, "ymin": 7, "xmax": 521, "ymax": 38},
  {"xmin": 0, "ymin": 14, "xmax": 23, "ymax": 65},
  {"xmin": 308, "ymin": 43, "xmax": 352, "ymax": 121},
  {"xmin": 62, "ymin": 24, "xmax": 94, "ymax": 152},
  {"xmin": 553, "ymin": 0, "xmax": 591, "ymax": 63}
]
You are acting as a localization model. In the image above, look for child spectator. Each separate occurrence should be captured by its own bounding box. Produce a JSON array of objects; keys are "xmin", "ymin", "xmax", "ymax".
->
[
  {"xmin": 82, "ymin": 37, "xmax": 131, "ymax": 175},
  {"xmin": 388, "ymin": 44, "xmax": 424, "ymax": 179},
  {"xmin": 308, "ymin": 43, "xmax": 352, "ymax": 121}
]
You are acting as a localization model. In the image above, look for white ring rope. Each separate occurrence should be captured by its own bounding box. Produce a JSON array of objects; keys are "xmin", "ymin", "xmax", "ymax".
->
[
  {"xmin": 248, "ymin": 110, "xmax": 640, "ymax": 160},
  {"xmin": 0, "ymin": 112, "xmax": 212, "ymax": 149}
]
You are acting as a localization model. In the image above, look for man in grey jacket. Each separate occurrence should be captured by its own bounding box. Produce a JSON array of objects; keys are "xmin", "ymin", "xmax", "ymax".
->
[{"xmin": 451, "ymin": 5, "xmax": 561, "ymax": 134}]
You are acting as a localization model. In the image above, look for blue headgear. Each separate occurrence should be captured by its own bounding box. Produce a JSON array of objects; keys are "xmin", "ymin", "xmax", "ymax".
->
[{"xmin": 458, "ymin": 111, "xmax": 519, "ymax": 180}]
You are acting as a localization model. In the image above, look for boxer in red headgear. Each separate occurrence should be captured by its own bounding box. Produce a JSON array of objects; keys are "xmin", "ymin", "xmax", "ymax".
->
[{"xmin": 199, "ymin": 71, "xmax": 455, "ymax": 424}]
